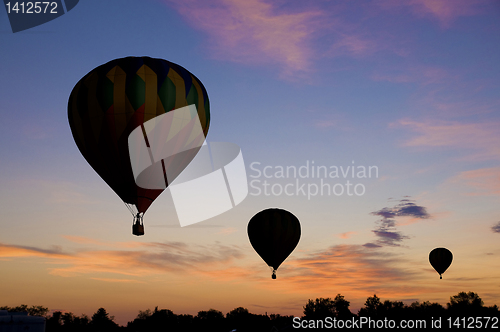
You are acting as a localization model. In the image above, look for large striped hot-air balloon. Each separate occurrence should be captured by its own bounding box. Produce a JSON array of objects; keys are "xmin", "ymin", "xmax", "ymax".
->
[
  {"xmin": 429, "ymin": 247, "xmax": 453, "ymax": 279},
  {"xmin": 248, "ymin": 208, "xmax": 301, "ymax": 279},
  {"xmin": 68, "ymin": 56, "xmax": 210, "ymax": 236}
]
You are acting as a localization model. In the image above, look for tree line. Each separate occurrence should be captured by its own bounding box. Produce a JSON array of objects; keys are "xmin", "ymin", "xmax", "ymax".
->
[{"xmin": 2, "ymin": 291, "xmax": 498, "ymax": 331}]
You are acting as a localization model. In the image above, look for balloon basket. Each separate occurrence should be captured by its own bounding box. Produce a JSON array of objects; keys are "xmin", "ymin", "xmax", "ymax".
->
[{"xmin": 132, "ymin": 214, "xmax": 144, "ymax": 236}]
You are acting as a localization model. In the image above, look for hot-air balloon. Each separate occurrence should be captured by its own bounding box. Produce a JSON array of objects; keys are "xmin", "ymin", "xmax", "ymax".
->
[
  {"xmin": 68, "ymin": 56, "xmax": 210, "ymax": 236},
  {"xmin": 429, "ymin": 247, "xmax": 453, "ymax": 279},
  {"xmin": 248, "ymin": 208, "xmax": 301, "ymax": 279}
]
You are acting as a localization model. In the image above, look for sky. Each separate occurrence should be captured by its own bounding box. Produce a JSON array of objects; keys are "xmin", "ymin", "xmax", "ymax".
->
[{"xmin": 1, "ymin": 0, "xmax": 500, "ymax": 326}]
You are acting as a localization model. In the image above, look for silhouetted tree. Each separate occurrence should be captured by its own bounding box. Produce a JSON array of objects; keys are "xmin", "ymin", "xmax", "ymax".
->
[
  {"xmin": 0, "ymin": 304, "xmax": 49, "ymax": 317},
  {"xmin": 358, "ymin": 294, "xmax": 382, "ymax": 317},
  {"xmin": 303, "ymin": 297, "xmax": 335, "ymax": 319},
  {"xmin": 226, "ymin": 307, "xmax": 270, "ymax": 332},
  {"xmin": 56, "ymin": 312, "xmax": 91, "ymax": 332},
  {"xmin": 46, "ymin": 311, "xmax": 63, "ymax": 332},
  {"xmin": 5, "ymin": 291, "xmax": 500, "ymax": 332},
  {"xmin": 194, "ymin": 308, "xmax": 225, "ymax": 330},
  {"xmin": 448, "ymin": 292, "xmax": 483, "ymax": 309},
  {"xmin": 269, "ymin": 313, "xmax": 296, "ymax": 330},
  {"xmin": 91, "ymin": 307, "xmax": 119, "ymax": 332},
  {"xmin": 332, "ymin": 294, "xmax": 353, "ymax": 318},
  {"xmin": 71, "ymin": 314, "xmax": 91, "ymax": 332},
  {"xmin": 61, "ymin": 312, "xmax": 75, "ymax": 326},
  {"xmin": 177, "ymin": 314, "xmax": 194, "ymax": 331},
  {"xmin": 197, "ymin": 308, "xmax": 224, "ymax": 321},
  {"xmin": 136, "ymin": 309, "xmax": 152, "ymax": 320},
  {"xmin": 380, "ymin": 300, "xmax": 405, "ymax": 318},
  {"xmin": 226, "ymin": 306, "xmax": 251, "ymax": 331},
  {"xmin": 408, "ymin": 301, "xmax": 445, "ymax": 319}
]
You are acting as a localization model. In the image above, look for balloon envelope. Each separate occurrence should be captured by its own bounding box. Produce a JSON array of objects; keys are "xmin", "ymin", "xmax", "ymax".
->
[
  {"xmin": 68, "ymin": 56, "xmax": 210, "ymax": 214},
  {"xmin": 429, "ymin": 247, "xmax": 453, "ymax": 279},
  {"xmin": 248, "ymin": 208, "xmax": 301, "ymax": 278}
]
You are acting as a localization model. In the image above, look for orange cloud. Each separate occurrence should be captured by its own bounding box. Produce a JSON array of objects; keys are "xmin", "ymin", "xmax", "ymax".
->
[
  {"xmin": 217, "ymin": 227, "xmax": 238, "ymax": 235},
  {"xmin": 164, "ymin": 0, "xmax": 323, "ymax": 76},
  {"xmin": 90, "ymin": 277, "xmax": 146, "ymax": 283},
  {"xmin": 234, "ymin": 244, "xmax": 437, "ymax": 309},
  {"xmin": 0, "ymin": 241, "xmax": 246, "ymax": 280},
  {"xmin": 338, "ymin": 232, "xmax": 356, "ymax": 239},
  {"xmin": 62, "ymin": 235, "xmax": 109, "ymax": 246},
  {"xmin": 0, "ymin": 243, "xmax": 68, "ymax": 259}
]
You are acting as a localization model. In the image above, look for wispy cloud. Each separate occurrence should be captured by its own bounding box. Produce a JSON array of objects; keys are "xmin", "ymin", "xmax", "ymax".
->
[
  {"xmin": 378, "ymin": 0, "xmax": 491, "ymax": 28},
  {"xmin": 329, "ymin": 33, "xmax": 379, "ymax": 58},
  {"xmin": 165, "ymin": 0, "xmax": 323, "ymax": 76},
  {"xmin": 338, "ymin": 231, "xmax": 356, "ymax": 239},
  {"xmin": 90, "ymin": 278, "xmax": 146, "ymax": 284},
  {"xmin": 0, "ymin": 240, "xmax": 245, "ymax": 280},
  {"xmin": 218, "ymin": 227, "xmax": 238, "ymax": 235},
  {"xmin": 257, "ymin": 244, "xmax": 430, "ymax": 302},
  {"xmin": 371, "ymin": 65, "xmax": 451, "ymax": 85},
  {"xmin": 491, "ymin": 221, "xmax": 500, "ymax": 233},
  {"xmin": 62, "ymin": 235, "xmax": 109, "ymax": 246},
  {"xmin": 0, "ymin": 243, "xmax": 68, "ymax": 258},
  {"xmin": 447, "ymin": 167, "xmax": 500, "ymax": 197},
  {"xmin": 409, "ymin": 0, "xmax": 490, "ymax": 27},
  {"xmin": 366, "ymin": 198, "xmax": 430, "ymax": 247},
  {"xmin": 392, "ymin": 120, "xmax": 500, "ymax": 161}
]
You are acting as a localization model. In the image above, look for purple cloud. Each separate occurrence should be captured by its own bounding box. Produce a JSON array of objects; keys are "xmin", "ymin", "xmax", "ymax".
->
[
  {"xmin": 491, "ymin": 221, "xmax": 500, "ymax": 233},
  {"xmin": 369, "ymin": 198, "xmax": 430, "ymax": 246}
]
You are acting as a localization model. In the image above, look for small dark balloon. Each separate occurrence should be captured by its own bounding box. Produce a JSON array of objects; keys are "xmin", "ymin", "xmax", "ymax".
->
[
  {"xmin": 248, "ymin": 208, "xmax": 301, "ymax": 279},
  {"xmin": 429, "ymin": 247, "xmax": 453, "ymax": 279}
]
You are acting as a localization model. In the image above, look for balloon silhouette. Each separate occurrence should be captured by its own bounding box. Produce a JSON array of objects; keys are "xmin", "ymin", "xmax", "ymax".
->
[
  {"xmin": 68, "ymin": 56, "xmax": 210, "ymax": 235},
  {"xmin": 248, "ymin": 208, "xmax": 301, "ymax": 279},
  {"xmin": 429, "ymin": 247, "xmax": 453, "ymax": 279}
]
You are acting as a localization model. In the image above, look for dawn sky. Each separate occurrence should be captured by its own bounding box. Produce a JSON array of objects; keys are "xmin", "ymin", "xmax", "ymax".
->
[{"xmin": 1, "ymin": 0, "xmax": 500, "ymax": 325}]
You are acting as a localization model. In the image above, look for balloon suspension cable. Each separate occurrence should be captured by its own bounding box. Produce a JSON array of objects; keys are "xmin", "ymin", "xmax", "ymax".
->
[
  {"xmin": 123, "ymin": 202, "xmax": 137, "ymax": 216},
  {"xmin": 134, "ymin": 212, "xmax": 144, "ymax": 224},
  {"xmin": 270, "ymin": 267, "xmax": 277, "ymax": 279}
]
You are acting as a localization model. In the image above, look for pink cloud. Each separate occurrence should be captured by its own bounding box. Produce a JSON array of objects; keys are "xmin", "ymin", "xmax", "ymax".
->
[
  {"xmin": 329, "ymin": 33, "xmax": 379, "ymax": 58},
  {"xmin": 371, "ymin": 65, "xmax": 450, "ymax": 85},
  {"xmin": 338, "ymin": 231, "xmax": 356, "ymax": 239},
  {"xmin": 448, "ymin": 167, "xmax": 500, "ymax": 196},
  {"xmin": 165, "ymin": 0, "xmax": 323, "ymax": 76},
  {"xmin": 409, "ymin": 0, "xmax": 490, "ymax": 27},
  {"xmin": 392, "ymin": 119, "xmax": 500, "ymax": 160},
  {"xmin": 378, "ymin": 0, "xmax": 491, "ymax": 27}
]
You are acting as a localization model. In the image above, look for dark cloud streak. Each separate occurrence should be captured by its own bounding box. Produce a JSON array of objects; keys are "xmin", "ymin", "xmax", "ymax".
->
[
  {"xmin": 367, "ymin": 198, "xmax": 430, "ymax": 247},
  {"xmin": 491, "ymin": 221, "xmax": 500, "ymax": 233}
]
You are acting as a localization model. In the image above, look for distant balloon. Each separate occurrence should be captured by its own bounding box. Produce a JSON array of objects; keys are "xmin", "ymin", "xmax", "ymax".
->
[
  {"xmin": 248, "ymin": 208, "xmax": 301, "ymax": 279},
  {"xmin": 68, "ymin": 56, "xmax": 210, "ymax": 235},
  {"xmin": 429, "ymin": 247, "xmax": 453, "ymax": 279}
]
